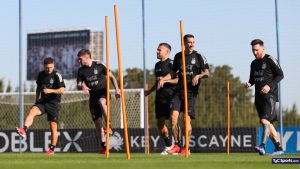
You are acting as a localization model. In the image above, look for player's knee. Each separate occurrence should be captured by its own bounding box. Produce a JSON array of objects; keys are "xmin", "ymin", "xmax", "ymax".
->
[
  {"xmin": 260, "ymin": 118, "xmax": 270, "ymax": 125},
  {"xmin": 187, "ymin": 126, "xmax": 192, "ymax": 134},
  {"xmin": 49, "ymin": 121, "xmax": 58, "ymax": 130},
  {"xmin": 170, "ymin": 117, "xmax": 178, "ymax": 125},
  {"xmin": 99, "ymin": 98, "xmax": 106, "ymax": 105},
  {"xmin": 28, "ymin": 107, "xmax": 41, "ymax": 117},
  {"xmin": 162, "ymin": 125, "xmax": 168, "ymax": 132}
]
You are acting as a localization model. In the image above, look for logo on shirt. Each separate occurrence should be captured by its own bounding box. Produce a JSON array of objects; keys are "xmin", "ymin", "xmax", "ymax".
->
[
  {"xmin": 155, "ymin": 68, "xmax": 162, "ymax": 73},
  {"xmin": 191, "ymin": 58, "xmax": 196, "ymax": 64},
  {"xmin": 262, "ymin": 63, "xmax": 267, "ymax": 69},
  {"xmin": 94, "ymin": 68, "xmax": 98, "ymax": 75},
  {"xmin": 50, "ymin": 78, "xmax": 54, "ymax": 84}
]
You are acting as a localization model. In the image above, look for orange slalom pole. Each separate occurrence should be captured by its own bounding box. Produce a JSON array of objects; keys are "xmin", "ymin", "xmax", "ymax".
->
[
  {"xmin": 114, "ymin": 5, "xmax": 130, "ymax": 160},
  {"xmin": 179, "ymin": 20, "xmax": 189, "ymax": 158},
  {"xmin": 105, "ymin": 16, "xmax": 111, "ymax": 158},
  {"xmin": 227, "ymin": 80, "xmax": 231, "ymax": 155},
  {"xmin": 145, "ymin": 84, "xmax": 150, "ymax": 155}
]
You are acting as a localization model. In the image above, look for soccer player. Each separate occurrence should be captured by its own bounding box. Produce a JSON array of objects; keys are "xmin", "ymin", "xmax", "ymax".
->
[
  {"xmin": 16, "ymin": 57, "xmax": 65, "ymax": 155},
  {"xmin": 145, "ymin": 43, "xmax": 178, "ymax": 155},
  {"xmin": 77, "ymin": 49, "xmax": 120, "ymax": 154},
  {"xmin": 245, "ymin": 39, "xmax": 284, "ymax": 156},
  {"xmin": 159, "ymin": 34, "xmax": 209, "ymax": 155}
]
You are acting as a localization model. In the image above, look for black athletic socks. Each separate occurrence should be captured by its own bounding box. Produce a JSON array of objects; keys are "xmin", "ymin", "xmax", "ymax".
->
[
  {"xmin": 24, "ymin": 126, "xmax": 28, "ymax": 132},
  {"xmin": 49, "ymin": 144, "xmax": 55, "ymax": 151},
  {"xmin": 163, "ymin": 137, "xmax": 172, "ymax": 147},
  {"xmin": 273, "ymin": 142, "xmax": 283, "ymax": 151},
  {"xmin": 101, "ymin": 142, "xmax": 105, "ymax": 148}
]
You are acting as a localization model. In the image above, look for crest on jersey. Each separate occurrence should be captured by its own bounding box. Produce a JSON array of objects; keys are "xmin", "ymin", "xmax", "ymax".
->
[
  {"xmin": 50, "ymin": 78, "xmax": 54, "ymax": 84},
  {"xmin": 262, "ymin": 63, "xmax": 267, "ymax": 69},
  {"xmin": 94, "ymin": 68, "xmax": 98, "ymax": 75},
  {"xmin": 191, "ymin": 58, "xmax": 196, "ymax": 64}
]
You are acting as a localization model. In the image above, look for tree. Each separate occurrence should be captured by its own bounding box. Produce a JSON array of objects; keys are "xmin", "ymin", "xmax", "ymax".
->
[
  {"xmin": 29, "ymin": 81, "xmax": 36, "ymax": 92},
  {"xmin": 6, "ymin": 81, "xmax": 12, "ymax": 93},
  {"xmin": 283, "ymin": 103, "xmax": 300, "ymax": 126},
  {"xmin": 0, "ymin": 78, "xmax": 4, "ymax": 92},
  {"xmin": 111, "ymin": 66, "xmax": 299, "ymax": 128},
  {"xmin": 192, "ymin": 65, "xmax": 257, "ymax": 127},
  {"xmin": 123, "ymin": 68, "xmax": 144, "ymax": 88}
]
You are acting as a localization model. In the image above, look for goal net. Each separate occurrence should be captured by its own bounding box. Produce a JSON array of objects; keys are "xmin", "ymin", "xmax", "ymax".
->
[{"xmin": 0, "ymin": 89, "xmax": 144, "ymax": 130}]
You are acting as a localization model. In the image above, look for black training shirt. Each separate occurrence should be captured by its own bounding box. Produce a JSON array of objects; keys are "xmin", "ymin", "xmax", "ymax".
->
[
  {"xmin": 172, "ymin": 50, "xmax": 209, "ymax": 95},
  {"xmin": 77, "ymin": 61, "xmax": 107, "ymax": 93},
  {"xmin": 154, "ymin": 58, "xmax": 176, "ymax": 98},
  {"xmin": 248, "ymin": 54, "xmax": 284, "ymax": 100},
  {"xmin": 36, "ymin": 70, "xmax": 65, "ymax": 103}
]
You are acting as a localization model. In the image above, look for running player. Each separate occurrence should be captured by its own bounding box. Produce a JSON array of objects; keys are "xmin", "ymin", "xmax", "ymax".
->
[
  {"xmin": 159, "ymin": 34, "xmax": 210, "ymax": 155},
  {"xmin": 77, "ymin": 49, "xmax": 120, "ymax": 154},
  {"xmin": 145, "ymin": 43, "xmax": 178, "ymax": 155},
  {"xmin": 245, "ymin": 39, "xmax": 284, "ymax": 156}
]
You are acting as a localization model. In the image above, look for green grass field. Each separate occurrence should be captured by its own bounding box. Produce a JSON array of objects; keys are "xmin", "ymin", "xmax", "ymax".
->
[{"xmin": 1, "ymin": 153, "xmax": 299, "ymax": 169}]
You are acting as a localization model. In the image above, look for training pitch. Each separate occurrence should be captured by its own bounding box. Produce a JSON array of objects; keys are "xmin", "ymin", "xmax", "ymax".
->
[{"xmin": 1, "ymin": 153, "xmax": 299, "ymax": 169}]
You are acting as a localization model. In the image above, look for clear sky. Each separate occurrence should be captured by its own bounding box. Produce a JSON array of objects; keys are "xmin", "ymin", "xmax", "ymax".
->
[{"xmin": 0, "ymin": 0, "xmax": 299, "ymax": 110}]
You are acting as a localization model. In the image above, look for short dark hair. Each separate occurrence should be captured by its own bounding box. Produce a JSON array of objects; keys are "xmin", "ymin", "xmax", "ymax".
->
[
  {"xmin": 159, "ymin": 42, "xmax": 171, "ymax": 51},
  {"xmin": 184, "ymin": 34, "xmax": 195, "ymax": 43},
  {"xmin": 44, "ymin": 57, "xmax": 54, "ymax": 65},
  {"xmin": 77, "ymin": 49, "xmax": 91, "ymax": 58},
  {"xmin": 251, "ymin": 39, "xmax": 264, "ymax": 46}
]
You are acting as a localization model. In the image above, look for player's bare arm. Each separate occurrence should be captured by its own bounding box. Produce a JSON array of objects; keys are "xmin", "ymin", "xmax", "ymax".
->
[
  {"xmin": 157, "ymin": 73, "xmax": 172, "ymax": 90},
  {"xmin": 77, "ymin": 81, "xmax": 90, "ymax": 95},
  {"xmin": 164, "ymin": 76, "xmax": 179, "ymax": 85},
  {"xmin": 42, "ymin": 87, "xmax": 65, "ymax": 95},
  {"xmin": 192, "ymin": 68, "xmax": 209, "ymax": 86},
  {"xmin": 145, "ymin": 82, "xmax": 156, "ymax": 96},
  {"xmin": 35, "ymin": 86, "xmax": 41, "ymax": 102},
  {"xmin": 109, "ymin": 72, "xmax": 120, "ymax": 98}
]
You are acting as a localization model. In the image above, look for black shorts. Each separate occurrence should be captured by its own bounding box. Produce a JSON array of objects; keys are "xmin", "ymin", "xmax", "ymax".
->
[
  {"xmin": 34, "ymin": 101, "xmax": 60, "ymax": 122},
  {"xmin": 170, "ymin": 91, "xmax": 196, "ymax": 119},
  {"xmin": 89, "ymin": 91, "xmax": 107, "ymax": 121},
  {"xmin": 255, "ymin": 94, "xmax": 277, "ymax": 123},
  {"xmin": 155, "ymin": 97, "xmax": 171, "ymax": 119}
]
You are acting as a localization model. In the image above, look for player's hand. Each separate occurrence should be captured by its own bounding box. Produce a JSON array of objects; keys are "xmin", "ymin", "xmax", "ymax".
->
[
  {"xmin": 244, "ymin": 82, "xmax": 251, "ymax": 89},
  {"xmin": 115, "ymin": 89, "xmax": 121, "ymax": 98},
  {"xmin": 260, "ymin": 85, "xmax": 270, "ymax": 94},
  {"xmin": 82, "ymin": 85, "xmax": 90, "ymax": 95},
  {"xmin": 144, "ymin": 90, "xmax": 150, "ymax": 96},
  {"xmin": 192, "ymin": 75, "xmax": 200, "ymax": 86},
  {"xmin": 157, "ymin": 79, "xmax": 164, "ymax": 90}
]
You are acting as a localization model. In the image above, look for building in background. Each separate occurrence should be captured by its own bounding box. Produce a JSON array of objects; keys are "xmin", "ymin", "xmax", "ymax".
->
[{"xmin": 27, "ymin": 29, "xmax": 103, "ymax": 80}]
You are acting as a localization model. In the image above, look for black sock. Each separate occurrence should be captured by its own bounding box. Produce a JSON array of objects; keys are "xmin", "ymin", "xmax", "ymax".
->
[
  {"xmin": 260, "ymin": 143, "xmax": 266, "ymax": 149},
  {"xmin": 101, "ymin": 142, "xmax": 105, "ymax": 149},
  {"xmin": 163, "ymin": 137, "xmax": 172, "ymax": 147},
  {"xmin": 49, "ymin": 144, "xmax": 55, "ymax": 151},
  {"xmin": 24, "ymin": 126, "xmax": 28, "ymax": 132},
  {"xmin": 274, "ymin": 142, "xmax": 283, "ymax": 151},
  {"xmin": 175, "ymin": 141, "xmax": 182, "ymax": 148}
]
